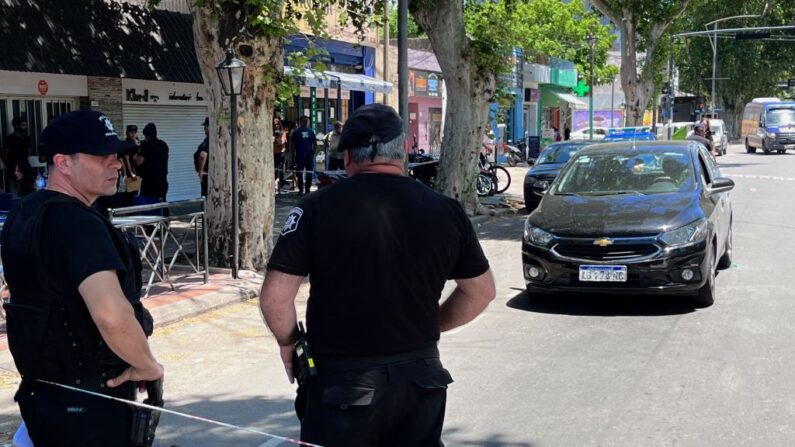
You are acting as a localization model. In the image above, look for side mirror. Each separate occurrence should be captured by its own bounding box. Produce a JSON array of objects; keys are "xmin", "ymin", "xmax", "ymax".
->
[
  {"xmin": 759, "ymin": 120, "xmax": 765, "ymax": 128},
  {"xmin": 709, "ymin": 177, "xmax": 734, "ymax": 194},
  {"xmin": 532, "ymin": 181, "xmax": 550, "ymax": 196}
]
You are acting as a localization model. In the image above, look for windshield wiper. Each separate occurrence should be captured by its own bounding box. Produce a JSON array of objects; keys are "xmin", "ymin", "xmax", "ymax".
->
[{"xmin": 581, "ymin": 190, "xmax": 646, "ymax": 196}]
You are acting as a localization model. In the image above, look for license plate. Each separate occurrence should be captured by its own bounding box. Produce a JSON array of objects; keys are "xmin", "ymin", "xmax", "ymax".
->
[
  {"xmin": 785, "ymin": 145, "xmax": 795, "ymax": 150},
  {"xmin": 579, "ymin": 265, "xmax": 627, "ymax": 282}
]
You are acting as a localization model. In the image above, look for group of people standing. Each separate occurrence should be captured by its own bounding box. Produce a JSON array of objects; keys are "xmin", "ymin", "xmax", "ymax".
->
[
  {"xmin": 272, "ymin": 115, "xmax": 344, "ymax": 196},
  {"xmin": 2, "ymin": 117, "xmax": 37, "ymax": 198}
]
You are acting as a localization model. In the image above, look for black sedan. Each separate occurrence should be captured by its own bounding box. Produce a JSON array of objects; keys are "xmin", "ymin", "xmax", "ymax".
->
[
  {"xmin": 522, "ymin": 141, "xmax": 734, "ymax": 307},
  {"xmin": 524, "ymin": 141, "xmax": 592, "ymax": 213}
]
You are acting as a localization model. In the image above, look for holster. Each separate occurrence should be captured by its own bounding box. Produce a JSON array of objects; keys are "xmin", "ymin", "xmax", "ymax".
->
[{"xmin": 130, "ymin": 380, "xmax": 164, "ymax": 447}]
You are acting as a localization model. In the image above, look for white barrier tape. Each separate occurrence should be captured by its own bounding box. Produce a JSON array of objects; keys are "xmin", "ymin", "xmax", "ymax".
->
[{"xmin": 0, "ymin": 366, "xmax": 320, "ymax": 447}]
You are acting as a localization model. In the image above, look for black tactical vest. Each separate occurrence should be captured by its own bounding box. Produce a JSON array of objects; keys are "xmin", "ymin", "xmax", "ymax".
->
[{"xmin": 1, "ymin": 193, "xmax": 152, "ymax": 391}]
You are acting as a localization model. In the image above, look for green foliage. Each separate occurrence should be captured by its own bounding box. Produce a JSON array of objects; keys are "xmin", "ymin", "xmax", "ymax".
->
[
  {"xmin": 386, "ymin": 5, "xmax": 425, "ymax": 38},
  {"xmin": 513, "ymin": 0, "xmax": 617, "ymax": 85},
  {"xmin": 673, "ymin": 0, "xmax": 795, "ymax": 118}
]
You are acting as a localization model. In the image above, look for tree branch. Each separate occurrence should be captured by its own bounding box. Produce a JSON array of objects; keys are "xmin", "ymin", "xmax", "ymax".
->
[{"xmin": 588, "ymin": 0, "xmax": 620, "ymax": 27}]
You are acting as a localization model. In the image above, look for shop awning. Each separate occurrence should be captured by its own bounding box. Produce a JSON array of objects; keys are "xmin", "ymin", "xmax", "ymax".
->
[
  {"xmin": 284, "ymin": 67, "xmax": 393, "ymax": 94},
  {"xmin": 553, "ymin": 92, "xmax": 587, "ymax": 108}
]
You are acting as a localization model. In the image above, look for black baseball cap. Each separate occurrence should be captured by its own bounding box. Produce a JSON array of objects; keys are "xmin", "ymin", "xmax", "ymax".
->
[
  {"xmin": 41, "ymin": 110, "xmax": 135, "ymax": 160},
  {"xmin": 202, "ymin": 117, "xmax": 209, "ymax": 126},
  {"xmin": 126, "ymin": 124, "xmax": 138, "ymax": 133},
  {"xmin": 337, "ymin": 104, "xmax": 403, "ymax": 154}
]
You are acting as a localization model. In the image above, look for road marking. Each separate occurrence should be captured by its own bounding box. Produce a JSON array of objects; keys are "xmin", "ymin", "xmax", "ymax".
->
[{"xmin": 727, "ymin": 174, "xmax": 795, "ymax": 182}]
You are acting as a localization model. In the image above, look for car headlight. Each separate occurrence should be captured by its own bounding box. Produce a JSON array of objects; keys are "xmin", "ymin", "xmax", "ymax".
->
[
  {"xmin": 659, "ymin": 218, "xmax": 708, "ymax": 247},
  {"xmin": 524, "ymin": 220, "xmax": 554, "ymax": 246},
  {"xmin": 766, "ymin": 131, "xmax": 777, "ymax": 139}
]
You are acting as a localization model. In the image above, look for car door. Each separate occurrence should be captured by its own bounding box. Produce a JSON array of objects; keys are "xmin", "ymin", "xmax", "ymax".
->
[{"xmin": 698, "ymin": 147, "xmax": 730, "ymax": 252}]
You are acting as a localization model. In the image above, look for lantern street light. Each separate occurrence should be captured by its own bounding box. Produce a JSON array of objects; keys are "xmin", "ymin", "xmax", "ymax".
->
[{"xmin": 215, "ymin": 48, "xmax": 246, "ymax": 279}]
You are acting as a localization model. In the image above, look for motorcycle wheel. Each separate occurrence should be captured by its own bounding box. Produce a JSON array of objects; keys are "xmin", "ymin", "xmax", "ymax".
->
[
  {"xmin": 476, "ymin": 174, "xmax": 493, "ymax": 197},
  {"xmin": 507, "ymin": 155, "xmax": 517, "ymax": 167}
]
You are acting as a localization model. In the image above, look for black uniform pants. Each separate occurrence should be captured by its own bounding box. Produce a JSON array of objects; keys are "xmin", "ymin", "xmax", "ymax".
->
[
  {"xmin": 17, "ymin": 380, "xmax": 135, "ymax": 447},
  {"xmin": 298, "ymin": 358, "xmax": 453, "ymax": 447}
]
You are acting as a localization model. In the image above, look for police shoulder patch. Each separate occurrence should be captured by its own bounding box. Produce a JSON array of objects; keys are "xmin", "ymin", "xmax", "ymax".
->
[{"xmin": 281, "ymin": 207, "xmax": 304, "ymax": 235}]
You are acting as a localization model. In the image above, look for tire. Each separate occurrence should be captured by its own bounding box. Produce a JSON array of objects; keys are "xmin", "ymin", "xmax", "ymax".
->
[
  {"xmin": 745, "ymin": 139, "xmax": 756, "ymax": 153},
  {"xmin": 476, "ymin": 174, "xmax": 493, "ymax": 196},
  {"xmin": 507, "ymin": 155, "xmax": 518, "ymax": 167},
  {"xmin": 694, "ymin": 246, "xmax": 716, "ymax": 308},
  {"xmin": 778, "ymin": 150, "xmax": 786, "ymax": 154},
  {"xmin": 488, "ymin": 165, "xmax": 511, "ymax": 194},
  {"xmin": 762, "ymin": 141, "xmax": 771, "ymax": 154},
  {"xmin": 718, "ymin": 223, "xmax": 733, "ymax": 270}
]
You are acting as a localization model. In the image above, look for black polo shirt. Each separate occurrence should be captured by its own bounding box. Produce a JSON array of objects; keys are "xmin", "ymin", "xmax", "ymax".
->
[{"xmin": 267, "ymin": 173, "xmax": 490, "ymax": 357}]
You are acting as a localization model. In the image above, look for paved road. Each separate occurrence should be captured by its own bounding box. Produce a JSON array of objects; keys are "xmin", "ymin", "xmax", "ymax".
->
[{"xmin": 2, "ymin": 143, "xmax": 795, "ymax": 446}]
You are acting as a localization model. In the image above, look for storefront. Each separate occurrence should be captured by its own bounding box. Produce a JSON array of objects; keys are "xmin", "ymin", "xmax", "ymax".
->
[
  {"xmin": 538, "ymin": 61, "xmax": 579, "ymax": 147},
  {"xmin": 408, "ymin": 68, "xmax": 444, "ymax": 156},
  {"xmin": 121, "ymin": 79, "xmax": 209, "ymax": 201},
  {"xmin": 0, "ymin": 70, "xmax": 86, "ymax": 163}
]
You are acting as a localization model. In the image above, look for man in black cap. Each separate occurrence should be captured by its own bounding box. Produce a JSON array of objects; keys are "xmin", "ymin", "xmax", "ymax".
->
[
  {"xmin": 134, "ymin": 122, "xmax": 169, "ymax": 201},
  {"xmin": 1, "ymin": 110, "xmax": 163, "ymax": 446},
  {"xmin": 194, "ymin": 118, "xmax": 210, "ymax": 197},
  {"xmin": 260, "ymin": 104, "xmax": 496, "ymax": 446},
  {"xmin": 687, "ymin": 123, "xmax": 714, "ymax": 155}
]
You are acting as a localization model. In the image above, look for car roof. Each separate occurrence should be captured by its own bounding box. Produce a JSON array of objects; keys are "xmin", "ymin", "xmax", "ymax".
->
[
  {"xmin": 576, "ymin": 140, "xmax": 696, "ymax": 156},
  {"xmin": 545, "ymin": 140, "xmax": 593, "ymax": 147}
]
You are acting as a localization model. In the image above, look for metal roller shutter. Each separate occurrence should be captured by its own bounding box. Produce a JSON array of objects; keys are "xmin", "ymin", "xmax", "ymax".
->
[{"xmin": 123, "ymin": 104, "xmax": 208, "ymax": 201}]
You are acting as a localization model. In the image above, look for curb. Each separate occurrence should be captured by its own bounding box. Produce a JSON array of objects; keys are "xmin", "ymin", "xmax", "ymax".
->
[
  {"xmin": 470, "ymin": 207, "xmax": 514, "ymax": 226},
  {"xmin": 147, "ymin": 280, "xmax": 261, "ymax": 329}
]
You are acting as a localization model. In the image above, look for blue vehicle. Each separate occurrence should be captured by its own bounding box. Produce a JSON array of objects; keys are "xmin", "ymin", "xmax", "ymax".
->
[
  {"xmin": 602, "ymin": 127, "xmax": 657, "ymax": 142},
  {"xmin": 741, "ymin": 99, "xmax": 795, "ymax": 154}
]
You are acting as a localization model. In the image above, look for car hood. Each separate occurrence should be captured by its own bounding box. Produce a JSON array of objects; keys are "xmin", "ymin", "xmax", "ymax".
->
[
  {"xmin": 526, "ymin": 163, "xmax": 565, "ymax": 180},
  {"xmin": 528, "ymin": 191, "xmax": 703, "ymax": 237}
]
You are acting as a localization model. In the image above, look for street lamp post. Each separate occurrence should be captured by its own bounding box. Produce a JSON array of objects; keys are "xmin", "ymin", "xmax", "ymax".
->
[
  {"xmin": 705, "ymin": 15, "xmax": 761, "ymax": 118},
  {"xmin": 215, "ymin": 48, "xmax": 246, "ymax": 279}
]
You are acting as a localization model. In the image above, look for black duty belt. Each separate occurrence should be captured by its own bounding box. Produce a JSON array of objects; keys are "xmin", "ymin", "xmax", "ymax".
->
[{"xmin": 318, "ymin": 345, "xmax": 440, "ymax": 376}]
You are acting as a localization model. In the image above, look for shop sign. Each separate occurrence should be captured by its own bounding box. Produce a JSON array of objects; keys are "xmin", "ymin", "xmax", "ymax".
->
[
  {"xmin": 410, "ymin": 69, "xmax": 443, "ymax": 98},
  {"xmin": 121, "ymin": 79, "xmax": 209, "ymax": 105},
  {"xmin": 524, "ymin": 63, "xmax": 551, "ymax": 84},
  {"xmin": 37, "ymin": 80, "xmax": 48, "ymax": 96}
]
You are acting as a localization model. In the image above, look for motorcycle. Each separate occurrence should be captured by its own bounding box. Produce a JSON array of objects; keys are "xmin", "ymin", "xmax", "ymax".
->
[
  {"xmin": 408, "ymin": 135, "xmax": 439, "ymax": 187},
  {"xmin": 504, "ymin": 140, "xmax": 527, "ymax": 167}
]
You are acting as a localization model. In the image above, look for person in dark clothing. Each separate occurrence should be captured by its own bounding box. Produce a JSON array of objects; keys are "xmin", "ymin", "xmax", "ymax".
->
[
  {"xmin": 290, "ymin": 116, "xmax": 317, "ymax": 195},
  {"xmin": 1, "ymin": 110, "xmax": 163, "ymax": 446},
  {"xmin": 134, "ymin": 122, "xmax": 169, "ymax": 201},
  {"xmin": 13, "ymin": 159, "xmax": 35, "ymax": 197},
  {"xmin": 260, "ymin": 104, "xmax": 496, "ymax": 447},
  {"xmin": 194, "ymin": 118, "xmax": 210, "ymax": 197},
  {"xmin": 273, "ymin": 116, "xmax": 287, "ymax": 190},
  {"xmin": 3, "ymin": 117, "xmax": 31, "ymax": 193},
  {"xmin": 564, "ymin": 126, "xmax": 571, "ymax": 141}
]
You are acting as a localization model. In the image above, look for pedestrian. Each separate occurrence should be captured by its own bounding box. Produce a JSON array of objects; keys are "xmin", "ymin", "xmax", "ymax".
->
[
  {"xmin": 134, "ymin": 122, "xmax": 169, "ymax": 202},
  {"xmin": 273, "ymin": 115, "xmax": 287, "ymax": 190},
  {"xmin": 13, "ymin": 159, "xmax": 35, "ymax": 197},
  {"xmin": 194, "ymin": 117, "xmax": 210, "ymax": 197},
  {"xmin": 564, "ymin": 126, "xmax": 571, "ymax": 141},
  {"xmin": 701, "ymin": 118, "xmax": 717, "ymax": 156},
  {"xmin": 687, "ymin": 123, "xmax": 714, "ymax": 155},
  {"xmin": 289, "ymin": 116, "xmax": 317, "ymax": 195},
  {"xmin": 2, "ymin": 117, "xmax": 31, "ymax": 193},
  {"xmin": 324, "ymin": 121, "xmax": 344, "ymax": 171},
  {"xmin": 259, "ymin": 104, "xmax": 496, "ymax": 447},
  {"xmin": 553, "ymin": 126, "xmax": 562, "ymax": 142},
  {"xmin": 1, "ymin": 110, "xmax": 164, "ymax": 446},
  {"xmin": 122, "ymin": 125, "xmax": 139, "ymax": 185}
]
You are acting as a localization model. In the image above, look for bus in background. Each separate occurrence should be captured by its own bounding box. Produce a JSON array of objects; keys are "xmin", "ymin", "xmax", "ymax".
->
[{"xmin": 742, "ymin": 98, "xmax": 795, "ymax": 154}]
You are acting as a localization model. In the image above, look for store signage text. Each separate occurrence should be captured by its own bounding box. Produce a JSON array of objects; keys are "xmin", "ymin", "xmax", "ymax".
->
[{"xmin": 125, "ymin": 88, "xmax": 205, "ymax": 104}]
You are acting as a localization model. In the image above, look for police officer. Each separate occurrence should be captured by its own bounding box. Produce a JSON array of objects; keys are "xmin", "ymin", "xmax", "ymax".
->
[
  {"xmin": 259, "ymin": 104, "xmax": 496, "ymax": 446},
  {"xmin": 1, "ymin": 110, "xmax": 164, "ymax": 446}
]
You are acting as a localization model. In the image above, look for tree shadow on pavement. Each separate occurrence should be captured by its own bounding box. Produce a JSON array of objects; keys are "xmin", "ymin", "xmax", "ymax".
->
[
  {"xmin": 154, "ymin": 394, "xmax": 299, "ymax": 447},
  {"xmin": 505, "ymin": 289, "xmax": 697, "ymax": 317},
  {"xmin": 442, "ymin": 426, "xmax": 535, "ymax": 447},
  {"xmin": 474, "ymin": 214, "xmax": 525, "ymax": 242}
]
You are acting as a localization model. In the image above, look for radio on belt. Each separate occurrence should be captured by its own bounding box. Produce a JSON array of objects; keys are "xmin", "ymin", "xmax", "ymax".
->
[{"xmin": 293, "ymin": 321, "xmax": 318, "ymax": 386}]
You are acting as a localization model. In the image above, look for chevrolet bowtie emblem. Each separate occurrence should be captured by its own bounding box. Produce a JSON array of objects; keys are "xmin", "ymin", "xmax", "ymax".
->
[{"xmin": 593, "ymin": 238, "xmax": 613, "ymax": 247}]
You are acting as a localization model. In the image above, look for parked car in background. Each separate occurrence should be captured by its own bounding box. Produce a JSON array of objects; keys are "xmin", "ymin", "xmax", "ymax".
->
[
  {"xmin": 569, "ymin": 127, "xmax": 609, "ymax": 141},
  {"xmin": 602, "ymin": 127, "xmax": 657, "ymax": 142},
  {"xmin": 522, "ymin": 141, "xmax": 734, "ymax": 307},
  {"xmin": 523, "ymin": 141, "xmax": 592, "ymax": 213}
]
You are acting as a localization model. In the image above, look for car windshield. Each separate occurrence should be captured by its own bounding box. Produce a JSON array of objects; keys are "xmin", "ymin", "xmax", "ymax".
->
[
  {"xmin": 555, "ymin": 149, "xmax": 696, "ymax": 195},
  {"xmin": 766, "ymin": 108, "xmax": 795, "ymax": 126},
  {"xmin": 537, "ymin": 144, "xmax": 584, "ymax": 164}
]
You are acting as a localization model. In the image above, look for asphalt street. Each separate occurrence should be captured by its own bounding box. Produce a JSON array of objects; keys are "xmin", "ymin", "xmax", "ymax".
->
[{"xmin": 1, "ymin": 143, "xmax": 794, "ymax": 446}]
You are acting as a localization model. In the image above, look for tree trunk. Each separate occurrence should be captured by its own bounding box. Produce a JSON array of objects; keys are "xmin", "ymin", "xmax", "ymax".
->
[
  {"xmin": 192, "ymin": 7, "xmax": 280, "ymax": 271},
  {"xmin": 411, "ymin": 0, "xmax": 496, "ymax": 215},
  {"xmin": 617, "ymin": 13, "xmax": 654, "ymax": 126}
]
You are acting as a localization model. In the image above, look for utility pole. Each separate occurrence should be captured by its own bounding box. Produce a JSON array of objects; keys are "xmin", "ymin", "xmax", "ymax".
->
[
  {"xmin": 587, "ymin": 28, "xmax": 595, "ymax": 140},
  {"xmin": 383, "ymin": 0, "xmax": 390, "ymax": 105},
  {"xmin": 667, "ymin": 36, "xmax": 674, "ymax": 140},
  {"xmin": 710, "ymin": 21, "xmax": 717, "ymax": 117},
  {"xmin": 398, "ymin": 0, "xmax": 409, "ymax": 135}
]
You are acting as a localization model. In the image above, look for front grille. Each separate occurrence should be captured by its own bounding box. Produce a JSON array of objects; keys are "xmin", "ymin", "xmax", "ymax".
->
[
  {"xmin": 777, "ymin": 132, "xmax": 795, "ymax": 144},
  {"xmin": 553, "ymin": 242, "xmax": 659, "ymax": 261}
]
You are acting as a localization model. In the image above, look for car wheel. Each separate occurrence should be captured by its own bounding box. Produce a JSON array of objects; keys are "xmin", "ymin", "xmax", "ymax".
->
[
  {"xmin": 694, "ymin": 246, "xmax": 716, "ymax": 308},
  {"xmin": 745, "ymin": 139, "xmax": 756, "ymax": 153},
  {"xmin": 762, "ymin": 141, "xmax": 771, "ymax": 154},
  {"xmin": 778, "ymin": 150, "xmax": 786, "ymax": 154},
  {"xmin": 718, "ymin": 224, "xmax": 733, "ymax": 270}
]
